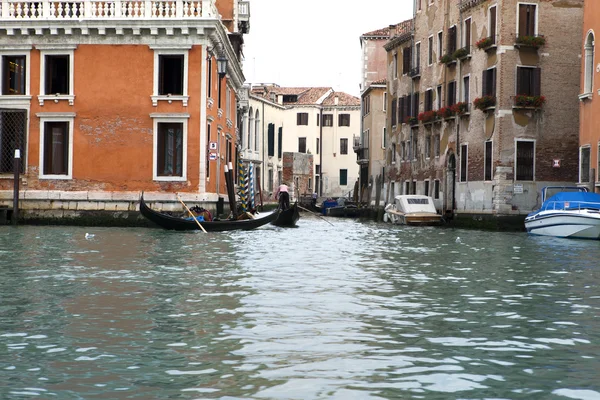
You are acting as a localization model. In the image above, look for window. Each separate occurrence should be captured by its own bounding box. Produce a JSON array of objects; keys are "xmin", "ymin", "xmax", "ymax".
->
[
  {"xmin": 297, "ymin": 113, "xmax": 308, "ymax": 125},
  {"xmin": 340, "ymin": 138, "xmax": 348, "ymax": 155},
  {"xmin": 316, "ymin": 138, "xmax": 319, "ymax": 155},
  {"xmin": 383, "ymin": 92, "xmax": 387, "ymax": 112},
  {"xmin": 268, "ymin": 123, "xmax": 275, "ymax": 157},
  {"xmin": 39, "ymin": 116, "xmax": 73, "ymax": 178},
  {"xmin": 517, "ymin": 66, "xmax": 541, "ymax": 96},
  {"xmin": 434, "ymin": 179, "xmax": 440, "ymax": 199},
  {"xmin": 463, "ymin": 18, "xmax": 471, "ymax": 50},
  {"xmin": 460, "ymin": 144, "xmax": 468, "ymax": 182},
  {"xmin": 382, "ymin": 127, "xmax": 387, "ymax": 149},
  {"xmin": 447, "ymin": 81, "xmax": 456, "ymax": 106},
  {"xmin": 405, "ymin": 181, "xmax": 410, "ymax": 195},
  {"xmin": 206, "ymin": 123, "xmax": 211, "ymax": 177},
  {"xmin": 424, "ymin": 180, "xmax": 430, "ymax": 196},
  {"xmin": 340, "ymin": 169, "xmax": 348, "ymax": 186},
  {"xmin": 424, "ymin": 89, "xmax": 433, "ymax": 111},
  {"xmin": 152, "ymin": 47, "xmax": 189, "ymax": 106},
  {"xmin": 428, "ymin": 36, "xmax": 434, "ymax": 65},
  {"xmin": 392, "ymin": 143, "xmax": 397, "ymax": 163},
  {"xmin": 438, "ymin": 31, "xmax": 443, "ymax": 59},
  {"xmin": 415, "ymin": 42, "xmax": 421, "ymax": 70},
  {"xmin": 489, "ymin": 6, "xmax": 497, "ymax": 44},
  {"xmin": 226, "ymin": 87, "xmax": 231, "ymax": 120},
  {"xmin": 584, "ymin": 32, "xmax": 595, "ymax": 95},
  {"xmin": 436, "ymin": 85, "xmax": 442, "ymax": 110},
  {"xmin": 338, "ymin": 113, "xmax": 350, "ymax": 127},
  {"xmin": 425, "ymin": 135, "xmax": 431, "ymax": 159},
  {"xmin": 278, "ymin": 127, "xmax": 283, "ymax": 158},
  {"xmin": 482, "ymin": 68, "xmax": 497, "ymax": 97},
  {"xmin": 44, "ymin": 54, "xmax": 70, "ymax": 95},
  {"xmin": 448, "ymin": 25, "xmax": 457, "ymax": 55},
  {"xmin": 411, "ymin": 132, "xmax": 418, "ymax": 160},
  {"xmin": 516, "ymin": 140, "xmax": 535, "ymax": 181},
  {"xmin": 298, "ymin": 137, "xmax": 306, "ymax": 153},
  {"xmin": 391, "ymin": 98, "xmax": 397, "ymax": 126},
  {"xmin": 363, "ymin": 95, "xmax": 371, "ymax": 116},
  {"xmin": 155, "ymin": 121, "xmax": 186, "ymax": 180},
  {"xmin": 2, "ymin": 55, "xmax": 26, "ymax": 95},
  {"xmin": 518, "ymin": 3, "xmax": 537, "ymax": 37},
  {"xmin": 322, "ymin": 114, "xmax": 333, "ymax": 127},
  {"xmin": 268, "ymin": 169, "xmax": 273, "ymax": 192},
  {"xmin": 580, "ymin": 146, "xmax": 591, "ymax": 183},
  {"xmin": 159, "ymin": 55, "xmax": 184, "ymax": 95},
  {"xmin": 400, "ymin": 142, "xmax": 405, "ymax": 161},
  {"xmin": 434, "ymin": 134, "xmax": 440, "ymax": 157},
  {"xmin": 411, "ymin": 180, "xmax": 416, "ymax": 194},
  {"xmin": 463, "ymin": 75, "xmax": 470, "ymax": 104},
  {"xmin": 393, "ymin": 53, "xmax": 398, "ymax": 79},
  {"xmin": 207, "ymin": 57, "xmax": 212, "ymax": 98},
  {"xmin": 411, "ymin": 92, "xmax": 420, "ymax": 117},
  {"xmin": 485, "ymin": 140, "xmax": 493, "ymax": 181},
  {"xmin": 403, "ymin": 46, "xmax": 411, "ymax": 75}
]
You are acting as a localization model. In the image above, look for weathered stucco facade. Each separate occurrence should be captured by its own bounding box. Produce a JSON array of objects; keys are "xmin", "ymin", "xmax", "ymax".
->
[
  {"xmin": 0, "ymin": 0, "xmax": 249, "ymax": 221},
  {"xmin": 385, "ymin": 0, "xmax": 583, "ymax": 220}
]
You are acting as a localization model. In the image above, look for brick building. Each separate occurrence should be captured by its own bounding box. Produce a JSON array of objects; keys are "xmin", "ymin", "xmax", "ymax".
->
[{"xmin": 385, "ymin": 0, "xmax": 583, "ymax": 219}]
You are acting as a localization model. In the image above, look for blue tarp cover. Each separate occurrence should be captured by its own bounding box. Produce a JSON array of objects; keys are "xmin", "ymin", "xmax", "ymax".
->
[{"xmin": 539, "ymin": 192, "xmax": 600, "ymax": 212}]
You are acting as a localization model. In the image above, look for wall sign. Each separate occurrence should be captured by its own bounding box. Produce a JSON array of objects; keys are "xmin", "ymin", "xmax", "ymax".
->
[
  {"xmin": 209, "ymin": 153, "xmax": 217, "ymax": 161},
  {"xmin": 209, "ymin": 142, "xmax": 217, "ymax": 150}
]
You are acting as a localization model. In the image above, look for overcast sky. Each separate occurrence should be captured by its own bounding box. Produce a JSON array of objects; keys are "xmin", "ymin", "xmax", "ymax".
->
[{"xmin": 242, "ymin": 0, "xmax": 414, "ymax": 97}]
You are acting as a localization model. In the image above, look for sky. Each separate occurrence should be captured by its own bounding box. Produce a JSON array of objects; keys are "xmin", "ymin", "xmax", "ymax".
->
[{"xmin": 242, "ymin": 0, "xmax": 414, "ymax": 98}]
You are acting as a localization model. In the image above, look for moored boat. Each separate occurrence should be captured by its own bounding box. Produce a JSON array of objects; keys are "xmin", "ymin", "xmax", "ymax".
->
[
  {"xmin": 525, "ymin": 187, "xmax": 600, "ymax": 239},
  {"xmin": 383, "ymin": 195, "xmax": 444, "ymax": 226},
  {"xmin": 139, "ymin": 194, "xmax": 279, "ymax": 231},
  {"xmin": 271, "ymin": 202, "xmax": 300, "ymax": 227}
]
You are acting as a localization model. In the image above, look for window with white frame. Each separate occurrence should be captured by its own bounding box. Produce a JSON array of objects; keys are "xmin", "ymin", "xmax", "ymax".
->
[
  {"xmin": 437, "ymin": 31, "xmax": 443, "ymax": 60},
  {"xmin": 383, "ymin": 92, "xmax": 387, "ymax": 112},
  {"xmin": 393, "ymin": 53, "xmax": 398, "ymax": 79},
  {"xmin": 428, "ymin": 36, "xmax": 434, "ymax": 65},
  {"xmin": 382, "ymin": 127, "xmax": 387, "ymax": 149},
  {"xmin": 463, "ymin": 17, "xmax": 472, "ymax": 51},
  {"xmin": 515, "ymin": 139, "xmax": 535, "ymax": 181},
  {"xmin": 1, "ymin": 48, "xmax": 31, "ymax": 96},
  {"xmin": 434, "ymin": 134, "xmax": 440, "ymax": 157},
  {"xmin": 152, "ymin": 114, "xmax": 189, "ymax": 181},
  {"xmin": 580, "ymin": 145, "xmax": 591, "ymax": 183},
  {"xmin": 517, "ymin": 3, "xmax": 538, "ymax": 37},
  {"xmin": 37, "ymin": 45, "xmax": 75, "ymax": 106},
  {"xmin": 39, "ymin": 113, "xmax": 75, "ymax": 179},
  {"xmin": 425, "ymin": 135, "xmax": 431, "ymax": 159},
  {"xmin": 226, "ymin": 86, "xmax": 231, "ymax": 120},
  {"xmin": 392, "ymin": 143, "xmax": 397, "ymax": 163},
  {"xmin": 463, "ymin": 75, "xmax": 470, "ymax": 104},
  {"xmin": 584, "ymin": 31, "xmax": 595, "ymax": 95},
  {"xmin": 151, "ymin": 46, "xmax": 190, "ymax": 106}
]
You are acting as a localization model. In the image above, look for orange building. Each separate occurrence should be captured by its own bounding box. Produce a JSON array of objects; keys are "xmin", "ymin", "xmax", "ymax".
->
[
  {"xmin": 579, "ymin": 0, "xmax": 600, "ymax": 188},
  {"xmin": 0, "ymin": 0, "xmax": 250, "ymax": 220}
]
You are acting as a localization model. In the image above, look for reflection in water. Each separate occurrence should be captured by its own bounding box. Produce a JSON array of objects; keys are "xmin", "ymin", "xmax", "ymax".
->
[{"xmin": 0, "ymin": 220, "xmax": 600, "ymax": 399}]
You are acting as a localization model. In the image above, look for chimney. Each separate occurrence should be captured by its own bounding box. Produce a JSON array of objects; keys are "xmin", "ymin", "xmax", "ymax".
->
[{"xmin": 334, "ymin": 95, "xmax": 339, "ymax": 105}]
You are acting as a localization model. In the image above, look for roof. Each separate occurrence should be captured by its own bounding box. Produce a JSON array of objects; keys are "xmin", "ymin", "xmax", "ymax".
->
[
  {"xmin": 384, "ymin": 18, "xmax": 414, "ymax": 51},
  {"xmin": 250, "ymin": 85, "xmax": 359, "ymax": 106},
  {"xmin": 361, "ymin": 18, "xmax": 413, "ymax": 39}
]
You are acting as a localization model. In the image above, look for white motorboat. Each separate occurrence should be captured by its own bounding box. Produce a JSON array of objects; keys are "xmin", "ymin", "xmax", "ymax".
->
[
  {"xmin": 524, "ymin": 186, "xmax": 600, "ymax": 239},
  {"xmin": 383, "ymin": 195, "xmax": 444, "ymax": 226}
]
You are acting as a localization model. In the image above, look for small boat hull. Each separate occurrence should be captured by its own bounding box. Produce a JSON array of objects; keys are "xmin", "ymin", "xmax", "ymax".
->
[
  {"xmin": 525, "ymin": 211, "xmax": 600, "ymax": 239},
  {"xmin": 272, "ymin": 202, "xmax": 300, "ymax": 227},
  {"xmin": 384, "ymin": 195, "xmax": 444, "ymax": 226}
]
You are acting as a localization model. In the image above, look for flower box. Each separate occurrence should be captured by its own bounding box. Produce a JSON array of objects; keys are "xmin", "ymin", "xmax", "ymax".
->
[
  {"xmin": 451, "ymin": 102, "xmax": 469, "ymax": 115},
  {"xmin": 404, "ymin": 116, "xmax": 418, "ymax": 125},
  {"xmin": 475, "ymin": 36, "xmax": 495, "ymax": 50},
  {"xmin": 437, "ymin": 107, "xmax": 455, "ymax": 119},
  {"xmin": 452, "ymin": 47, "xmax": 470, "ymax": 60},
  {"xmin": 473, "ymin": 96, "xmax": 496, "ymax": 111},
  {"xmin": 439, "ymin": 53, "xmax": 457, "ymax": 65},
  {"xmin": 515, "ymin": 35, "xmax": 545, "ymax": 49},
  {"xmin": 418, "ymin": 110, "xmax": 437, "ymax": 124},
  {"xmin": 514, "ymin": 94, "xmax": 546, "ymax": 108}
]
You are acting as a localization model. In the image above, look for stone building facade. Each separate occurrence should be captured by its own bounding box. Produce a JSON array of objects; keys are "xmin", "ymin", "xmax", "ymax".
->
[{"xmin": 385, "ymin": 0, "xmax": 583, "ymax": 219}]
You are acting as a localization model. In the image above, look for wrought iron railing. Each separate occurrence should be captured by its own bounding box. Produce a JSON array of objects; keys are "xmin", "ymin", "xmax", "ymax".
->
[{"xmin": 0, "ymin": 109, "xmax": 27, "ymax": 174}]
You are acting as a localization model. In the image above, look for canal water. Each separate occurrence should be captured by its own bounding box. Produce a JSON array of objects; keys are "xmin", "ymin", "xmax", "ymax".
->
[{"xmin": 1, "ymin": 216, "xmax": 600, "ymax": 399}]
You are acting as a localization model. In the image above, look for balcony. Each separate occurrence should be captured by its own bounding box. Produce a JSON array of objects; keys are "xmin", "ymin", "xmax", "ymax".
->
[
  {"xmin": 476, "ymin": 35, "xmax": 497, "ymax": 52},
  {"xmin": 439, "ymin": 53, "xmax": 457, "ymax": 67},
  {"xmin": 0, "ymin": 0, "xmax": 216, "ymax": 21},
  {"xmin": 512, "ymin": 94, "xmax": 546, "ymax": 110},
  {"xmin": 453, "ymin": 46, "xmax": 471, "ymax": 61},
  {"xmin": 409, "ymin": 66, "xmax": 421, "ymax": 79},
  {"xmin": 238, "ymin": 1, "xmax": 250, "ymax": 34},
  {"xmin": 356, "ymin": 148, "xmax": 369, "ymax": 165},
  {"xmin": 514, "ymin": 33, "xmax": 546, "ymax": 50}
]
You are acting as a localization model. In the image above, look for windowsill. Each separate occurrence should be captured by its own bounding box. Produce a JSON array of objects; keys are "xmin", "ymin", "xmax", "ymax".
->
[
  {"xmin": 38, "ymin": 94, "xmax": 75, "ymax": 106},
  {"xmin": 512, "ymin": 106, "xmax": 542, "ymax": 111},
  {"xmin": 151, "ymin": 95, "xmax": 189, "ymax": 107},
  {"xmin": 458, "ymin": 54, "xmax": 472, "ymax": 61},
  {"xmin": 579, "ymin": 92, "xmax": 593, "ymax": 101},
  {"xmin": 39, "ymin": 174, "xmax": 72, "ymax": 180},
  {"xmin": 154, "ymin": 176, "xmax": 187, "ymax": 182},
  {"xmin": 0, "ymin": 95, "xmax": 33, "ymax": 105}
]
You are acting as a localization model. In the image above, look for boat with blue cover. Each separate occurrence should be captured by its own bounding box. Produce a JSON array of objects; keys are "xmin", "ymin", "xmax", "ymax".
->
[{"xmin": 524, "ymin": 187, "xmax": 600, "ymax": 239}]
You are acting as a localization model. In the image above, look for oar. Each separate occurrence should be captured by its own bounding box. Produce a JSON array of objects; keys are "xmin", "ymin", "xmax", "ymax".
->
[
  {"xmin": 176, "ymin": 194, "xmax": 207, "ymax": 233},
  {"xmin": 297, "ymin": 204, "xmax": 334, "ymax": 226}
]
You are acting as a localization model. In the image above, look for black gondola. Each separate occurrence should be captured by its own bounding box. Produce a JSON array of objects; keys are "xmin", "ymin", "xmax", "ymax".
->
[
  {"xmin": 272, "ymin": 202, "xmax": 300, "ymax": 227},
  {"xmin": 139, "ymin": 194, "xmax": 279, "ymax": 231}
]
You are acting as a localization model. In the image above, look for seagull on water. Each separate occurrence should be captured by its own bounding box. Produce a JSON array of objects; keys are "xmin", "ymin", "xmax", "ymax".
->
[{"xmin": 85, "ymin": 233, "xmax": 95, "ymax": 239}]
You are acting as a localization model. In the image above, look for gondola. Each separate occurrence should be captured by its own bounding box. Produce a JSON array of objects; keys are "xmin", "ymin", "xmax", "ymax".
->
[
  {"xmin": 271, "ymin": 202, "xmax": 300, "ymax": 227},
  {"xmin": 139, "ymin": 194, "xmax": 279, "ymax": 232}
]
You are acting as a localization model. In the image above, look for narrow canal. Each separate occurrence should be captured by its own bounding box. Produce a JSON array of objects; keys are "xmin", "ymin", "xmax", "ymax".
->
[{"xmin": 1, "ymin": 217, "xmax": 599, "ymax": 399}]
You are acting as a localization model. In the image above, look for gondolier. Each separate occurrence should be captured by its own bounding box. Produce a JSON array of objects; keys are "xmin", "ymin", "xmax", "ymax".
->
[{"xmin": 275, "ymin": 183, "xmax": 290, "ymax": 210}]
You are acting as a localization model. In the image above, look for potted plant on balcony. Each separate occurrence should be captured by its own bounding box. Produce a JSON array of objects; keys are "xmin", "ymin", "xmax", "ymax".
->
[
  {"xmin": 437, "ymin": 106, "xmax": 455, "ymax": 119},
  {"xmin": 515, "ymin": 35, "xmax": 546, "ymax": 48},
  {"xmin": 451, "ymin": 102, "xmax": 469, "ymax": 115},
  {"xmin": 514, "ymin": 94, "xmax": 546, "ymax": 108},
  {"xmin": 452, "ymin": 47, "xmax": 470, "ymax": 60},
  {"xmin": 404, "ymin": 116, "xmax": 418, "ymax": 125},
  {"xmin": 439, "ymin": 53, "xmax": 456, "ymax": 65},
  {"xmin": 475, "ymin": 36, "xmax": 494, "ymax": 50},
  {"xmin": 473, "ymin": 95, "xmax": 496, "ymax": 111},
  {"xmin": 418, "ymin": 110, "xmax": 437, "ymax": 124}
]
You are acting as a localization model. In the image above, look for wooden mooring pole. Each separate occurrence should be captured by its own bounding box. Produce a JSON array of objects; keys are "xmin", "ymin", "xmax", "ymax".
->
[{"xmin": 13, "ymin": 149, "xmax": 20, "ymax": 226}]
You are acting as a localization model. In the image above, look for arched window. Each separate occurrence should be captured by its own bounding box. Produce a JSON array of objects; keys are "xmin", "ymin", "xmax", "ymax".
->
[
  {"xmin": 584, "ymin": 31, "xmax": 595, "ymax": 94},
  {"xmin": 248, "ymin": 107, "xmax": 254, "ymax": 151},
  {"xmin": 254, "ymin": 109, "xmax": 260, "ymax": 151}
]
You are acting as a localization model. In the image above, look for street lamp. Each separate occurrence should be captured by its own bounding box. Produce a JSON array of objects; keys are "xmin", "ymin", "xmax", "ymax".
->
[{"xmin": 217, "ymin": 56, "xmax": 228, "ymax": 78}]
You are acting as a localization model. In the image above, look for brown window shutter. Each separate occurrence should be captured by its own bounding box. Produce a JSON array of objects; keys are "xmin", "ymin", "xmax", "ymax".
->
[
  {"xmin": 490, "ymin": 7, "xmax": 497, "ymax": 43},
  {"xmin": 533, "ymin": 68, "xmax": 541, "ymax": 97},
  {"xmin": 398, "ymin": 97, "xmax": 404, "ymax": 122},
  {"xmin": 528, "ymin": 5, "xmax": 536, "ymax": 36},
  {"xmin": 465, "ymin": 20, "xmax": 471, "ymax": 49},
  {"xmin": 519, "ymin": 5, "xmax": 528, "ymax": 36},
  {"xmin": 491, "ymin": 68, "xmax": 496, "ymax": 97},
  {"xmin": 482, "ymin": 70, "xmax": 488, "ymax": 97},
  {"xmin": 516, "ymin": 67, "xmax": 524, "ymax": 95}
]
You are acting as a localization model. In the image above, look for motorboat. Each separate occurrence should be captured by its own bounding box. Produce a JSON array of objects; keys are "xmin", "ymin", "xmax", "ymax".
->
[
  {"xmin": 525, "ymin": 186, "xmax": 600, "ymax": 239},
  {"xmin": 383, "ymin": 195, "xmax": 444, "ymax": 226}
]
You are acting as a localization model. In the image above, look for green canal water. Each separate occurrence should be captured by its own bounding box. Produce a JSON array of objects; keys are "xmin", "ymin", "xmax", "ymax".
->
[{"xmin": 1, "ymin": 217, "xmax": 599, "ymax": 399}]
